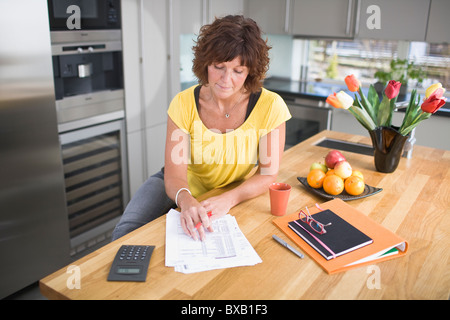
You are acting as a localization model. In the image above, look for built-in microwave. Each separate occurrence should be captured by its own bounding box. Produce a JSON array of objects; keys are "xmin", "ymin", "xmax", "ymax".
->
[{"xmin": 47, "ymin": 0, "xmax": 121, "ymax": 31}]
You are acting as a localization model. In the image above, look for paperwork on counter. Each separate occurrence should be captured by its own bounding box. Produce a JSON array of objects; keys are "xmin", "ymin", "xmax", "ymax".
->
[{"xmin": 165, "ymin": 209, "xmax": 262, "ymax": 274}]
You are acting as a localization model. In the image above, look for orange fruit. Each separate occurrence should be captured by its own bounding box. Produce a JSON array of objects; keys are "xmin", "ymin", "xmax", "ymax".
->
[
  {"xmin": 307, "ymin": 169, "xmax": 326, "ymax": 189},
  {"xmin": 344, "ymin": 176, "xmax": 365, "ymax": 196},
  {"xmin": 323, "ymin": 175, "xmax": 344, "ymax": 195},
  {"xmin": 351, "ymin": 170, "xmax": 364, "ymax": 181},
  {"xmin": 326, "ymin": 169, "xmax": 335, "ymax": 176}
]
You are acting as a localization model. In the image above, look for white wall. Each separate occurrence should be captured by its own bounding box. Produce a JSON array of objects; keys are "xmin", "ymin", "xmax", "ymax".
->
[{"xmin": 266, "ymin": 34, "xmax": 294, "ymax": 79}]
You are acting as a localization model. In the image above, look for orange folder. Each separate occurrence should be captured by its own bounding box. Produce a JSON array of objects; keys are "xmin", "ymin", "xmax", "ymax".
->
[{"xmin": 272, "ymin": 198, "xmax": 408, "ymax": 274}]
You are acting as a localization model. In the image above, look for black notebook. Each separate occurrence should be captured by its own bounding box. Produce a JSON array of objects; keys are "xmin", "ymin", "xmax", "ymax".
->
[{"xmin": 288, "ymin": 209, "xmax": 373, "ymax": 260}]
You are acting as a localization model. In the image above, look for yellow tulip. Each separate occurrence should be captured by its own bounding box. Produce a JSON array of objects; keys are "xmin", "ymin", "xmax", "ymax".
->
[{"xmin": 425, "ymin": 83, "xmax": 445, "ymax": 98}]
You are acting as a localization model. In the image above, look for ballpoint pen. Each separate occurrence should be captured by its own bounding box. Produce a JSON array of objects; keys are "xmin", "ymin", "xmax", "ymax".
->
[
  {"xmin": 195, "ymin": 211, "xmax": 212, "ymax": 229},
  {"xmin": 272, "ymin": 234, "xmax": 304, "ymax": 259}
]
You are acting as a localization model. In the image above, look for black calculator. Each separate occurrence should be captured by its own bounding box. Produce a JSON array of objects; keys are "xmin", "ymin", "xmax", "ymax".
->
[{"xmin": 107, "ymin": 245, "xmax": 155, "ymax": 282}]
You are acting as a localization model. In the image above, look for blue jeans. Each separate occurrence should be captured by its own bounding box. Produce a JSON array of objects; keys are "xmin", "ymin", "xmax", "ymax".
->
[{"xmin": 111, "ymin": 169, "xmax": 176, "ymax": 241}]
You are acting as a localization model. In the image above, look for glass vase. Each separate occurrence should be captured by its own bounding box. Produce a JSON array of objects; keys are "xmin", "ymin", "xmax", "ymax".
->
[{"xmin": 369, "ymin": 126, "xmax": 408, "ymax": 173}]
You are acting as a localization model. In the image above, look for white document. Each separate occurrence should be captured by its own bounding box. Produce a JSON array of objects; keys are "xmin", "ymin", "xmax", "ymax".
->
[{"xmin": 165, "ymin": 209, "xmax": 262, "ymax": 274}]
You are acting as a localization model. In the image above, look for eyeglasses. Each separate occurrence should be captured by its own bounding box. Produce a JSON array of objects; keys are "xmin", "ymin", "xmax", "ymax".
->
[{"xmin": 298, "ymin": 206, "xmax": 331, "ymax": 235}]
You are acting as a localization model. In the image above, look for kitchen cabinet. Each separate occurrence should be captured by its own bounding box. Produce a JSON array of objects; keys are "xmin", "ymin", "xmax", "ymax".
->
[
  {"xmin": 179, "ymin": 0, "xmax": 204, "ymax": 34},
  {"xmin": 426, "ymin": 0, "xmax": 450, "ymax": 43},
  {"xmin": 247, "ymin": 0, "xmax": 441, "ymax": 43},
  {"xmin": 355, "ymin": 0, "xmax": 430, "ymax": 41},
  {"xmin": 210, "ymin": 0, "xmax": 244, "ymax": 20},
  {"xmin": 179, "ymin": 0, "xmax": 244, "ymax": 35},
  {"xmin": 245, "ymin": 0, "xmax": 289, "ymax": 35},
  {"xmin": 122, "ymin": 0, "xmax": 171, "ymax": 195},
  {"xmin": 291, "ymin": 0, "xmax": 356, "ymax": 38}
]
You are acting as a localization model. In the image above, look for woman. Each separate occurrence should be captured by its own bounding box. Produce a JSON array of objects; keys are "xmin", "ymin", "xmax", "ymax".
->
[{"xmin": 112, "ymin": 15, "xmax": 291, "ymax": 241}]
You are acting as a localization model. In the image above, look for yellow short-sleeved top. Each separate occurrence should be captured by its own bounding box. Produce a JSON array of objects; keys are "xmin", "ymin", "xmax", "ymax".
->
[{"xmin": 167, "ymin": 85, "xmax": 291, "ymax": 197}]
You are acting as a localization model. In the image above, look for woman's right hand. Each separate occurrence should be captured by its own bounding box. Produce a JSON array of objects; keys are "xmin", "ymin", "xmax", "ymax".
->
[
  {"xmin": 164, "ymin": 118, "xmax": 213, "ymax": 241},
  {"xmin": 179, "ymin": 196, "xmax": 213, "ymax": 241}
]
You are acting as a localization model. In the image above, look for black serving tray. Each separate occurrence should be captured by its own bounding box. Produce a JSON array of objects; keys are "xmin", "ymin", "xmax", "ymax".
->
[{"xmin": 297, "ymin": 177, "xmax": 382, "ymax": 201}]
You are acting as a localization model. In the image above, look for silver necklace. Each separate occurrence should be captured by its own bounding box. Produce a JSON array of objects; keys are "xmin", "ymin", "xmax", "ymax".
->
[
  {"xmin": 225, "ymin": 92, "xmax": 243, "ymax": 118},
  {"xmin": 211, "ymin": 91, "xmax": 243, "ymax": 119}
]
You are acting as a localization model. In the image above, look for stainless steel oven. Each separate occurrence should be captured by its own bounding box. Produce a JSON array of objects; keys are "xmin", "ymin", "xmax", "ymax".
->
[
  {"xmin": 59, "ymin": 119, "xmax": 129, "ymax": 256},
  {"xmin": 284, "ymin": 96, "xmax": 332, "ymax": 149}
]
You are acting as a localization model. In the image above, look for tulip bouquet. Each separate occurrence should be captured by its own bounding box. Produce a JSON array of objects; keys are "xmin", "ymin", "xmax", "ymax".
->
[{"xmin": 326, "ymin": 74, "xmax": 447, "ymax": 136}]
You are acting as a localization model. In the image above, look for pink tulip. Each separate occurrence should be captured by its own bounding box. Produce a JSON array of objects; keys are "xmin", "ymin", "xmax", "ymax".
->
[{"xmin": 384, "ymin": 80, "xmax": 402, "ymax": 99}]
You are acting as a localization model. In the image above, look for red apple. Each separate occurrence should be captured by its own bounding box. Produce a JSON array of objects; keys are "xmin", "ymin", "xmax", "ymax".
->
[
  {"xmin": 324, "ymin": 150, "xmax": 346, "ymax": 169},
  {"xmin": 334, "ymin": 160, "xmax": 352, "ymax": 179}
]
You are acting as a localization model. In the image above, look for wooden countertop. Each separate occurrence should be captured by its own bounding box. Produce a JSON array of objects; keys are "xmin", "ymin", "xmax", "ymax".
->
[{"xmin": 40, "ymin": 130, "xmax": 450, "ymax": 300}]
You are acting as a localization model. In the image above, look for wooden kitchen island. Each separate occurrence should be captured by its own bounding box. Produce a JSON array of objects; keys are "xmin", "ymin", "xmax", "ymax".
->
[{"xmin": 40, "ymin": 130, "xmax": 450, "ymax": 300}]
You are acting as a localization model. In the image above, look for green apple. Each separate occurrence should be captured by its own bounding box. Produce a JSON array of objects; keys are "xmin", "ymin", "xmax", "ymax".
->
[{"xmin": 310, "ymin": 162, "xmax": 328, "ymax": 174}]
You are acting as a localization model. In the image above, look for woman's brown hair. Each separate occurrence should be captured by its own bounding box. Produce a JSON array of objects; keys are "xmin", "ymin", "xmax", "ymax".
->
[{"xmin": 192, "ymin": 15, "xmax": 271, "ymax": 93}]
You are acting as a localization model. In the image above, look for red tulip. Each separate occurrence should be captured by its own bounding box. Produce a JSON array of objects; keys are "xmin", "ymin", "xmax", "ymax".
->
[
  {"xmin": 344, "ymin": 74, "xmax": 360, "ymax": 92},
  {"xmin": 421, "ymin": 88, "xmax": 447, "ymax": 113},
  {"xmin": 326, "ymin": 93, "xmax": 341, "ymax": 108},
  {"xmin": 384, "ymin": 80, "xmax": 402, "ymax": 99}
]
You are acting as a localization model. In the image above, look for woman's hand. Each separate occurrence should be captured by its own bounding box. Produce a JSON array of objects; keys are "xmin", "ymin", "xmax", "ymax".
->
[
  {"xmin": 179, "ymin": 195, "xmax": 213, "ymax": 241},
  {"xmin": 179, "ymin": 193, "xmax": 234, "ymax": 241},
  {"xmin": 200, "ymin": 193, "xmax": 234, "ymax": 220}
]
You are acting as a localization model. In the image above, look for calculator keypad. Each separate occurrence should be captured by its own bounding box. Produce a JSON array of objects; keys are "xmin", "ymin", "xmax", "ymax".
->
[{"xmin": 119, "ymin": 245, "xmax": 151, "ymax": 261}]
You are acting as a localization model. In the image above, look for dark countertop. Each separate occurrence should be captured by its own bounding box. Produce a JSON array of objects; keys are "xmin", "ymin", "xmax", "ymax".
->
[
  {"xmin": 263, "ymin": 77, "xmax": 345, "ymax": 101},
  {"xmin": 262, "ymin": 77, "xmax": 449, "ymax": 118}
]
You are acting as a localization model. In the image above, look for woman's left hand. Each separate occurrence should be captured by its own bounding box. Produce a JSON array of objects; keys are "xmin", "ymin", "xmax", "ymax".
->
[{"xmin": 200, "ymin": 193, "xmax": 234, "ymax": 220}]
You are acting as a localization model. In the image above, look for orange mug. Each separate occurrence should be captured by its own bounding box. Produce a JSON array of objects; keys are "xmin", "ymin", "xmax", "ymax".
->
[{"xmin": 269, "ymin": 183, "xmax": 291, "ymax": 216}]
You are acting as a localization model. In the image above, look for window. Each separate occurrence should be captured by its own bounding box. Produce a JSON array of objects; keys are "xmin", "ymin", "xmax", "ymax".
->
[
  {"xmin": 409, "ymin": 42, "xmax": 449, "ymax": 88},
  {"xmin": 302, "ymin": 39, "xmax": 449, "ymax": 89}
]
